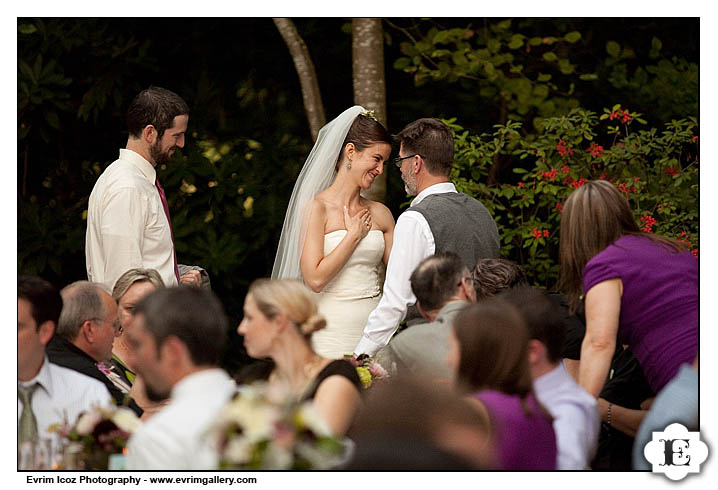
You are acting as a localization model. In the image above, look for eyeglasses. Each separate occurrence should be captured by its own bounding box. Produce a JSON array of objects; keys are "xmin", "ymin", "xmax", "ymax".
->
[
  {"xmin": 391, "ymin": 154, "xmax": 423, "ymax": 169},
  {"xmin": 89, "ymin": 317, "xmax": 123, "ymax": 334}
]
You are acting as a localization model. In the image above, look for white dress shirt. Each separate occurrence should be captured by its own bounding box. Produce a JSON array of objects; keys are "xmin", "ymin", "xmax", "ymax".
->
[
  {"xmin": 355, "ymin": 182, "xmax": 457, "ymax": 356},
  {"xmin": 125, "ymin": 368, "xmax": 236, "ymax": 470},
  {"xmin": 86, "ymin": 149, "xmax": 178, "ymax": 291},
  {"xmin": 533, "ymin": 361, "xmax": 601, "ymax": 470},
  {"xmin": 18, "ymin": 357, "xmax": 113, "ymax": 439}
]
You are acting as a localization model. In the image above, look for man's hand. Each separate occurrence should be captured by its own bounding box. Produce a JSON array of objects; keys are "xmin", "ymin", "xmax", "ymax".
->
[{"xmin": 179, "ymin": 270, "xmax": 202, "ymax": 288}]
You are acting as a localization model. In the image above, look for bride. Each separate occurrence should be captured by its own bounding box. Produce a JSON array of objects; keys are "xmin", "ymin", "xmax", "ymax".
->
[{"xmin": 272, "ymin": 106, "xmax": 394, "ymax": 358}]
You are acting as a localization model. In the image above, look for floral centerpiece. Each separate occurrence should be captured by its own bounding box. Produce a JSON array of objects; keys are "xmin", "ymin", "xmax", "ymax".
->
[
  {"xmin": 344, "ymin": 354, "xmax": 388, "ymax": 389},
  {"xmin": 51, "ymin": 405, "xmax": 140, "ymax": 470},
  {"xmin": 209, "ymin": 382, "xmax": 347, "ymax": 470}
]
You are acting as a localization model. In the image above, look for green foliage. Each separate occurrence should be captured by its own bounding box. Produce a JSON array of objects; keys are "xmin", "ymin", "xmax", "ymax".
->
[
  {"xmin": 604, "ymin": 43, "xmax": 698, "ymax": 122},
  {"xmin": 448, "ymin": 107, "xmax": 698, "ymax": 288},
  {"xmin": 393, "ymin": 19, "xmax": 584, "ymax": 126}
]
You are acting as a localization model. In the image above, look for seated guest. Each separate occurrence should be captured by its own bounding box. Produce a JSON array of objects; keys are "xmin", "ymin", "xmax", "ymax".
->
[
  {"xmin": 471, "ymin": 257, "xmax": 527, "ymax": 299},
  {"xmin": 18, "ymin": 276, "xmax": 112, "ymax": 445},
  {"xmin": 111, "ymin": 268, "xmax": 167, "ymax": 419},
  {"xmin": 375, "ymin": 253, "xmax": 475, "ymax": 382},
  {"xmin": 47, "ymin": 281, "xmax": 142, "ymax": 416},
  {"xmin": 450, "ymin": 298, "xmax": 557, "ymax": 470},
  {"xmin": 501, "ymin": 286, "xmax": 600, "ymax": 470},
  {"xmin": 125, "ymin": 287, "xmax": 236, "ymax": 470},
  {"xmin": 348, "ymin": 375, "xmax": 494, "ymax": 470},
  {"xmin": 238, "ymin": 279, "xmax": 362, "ymax": 436}
]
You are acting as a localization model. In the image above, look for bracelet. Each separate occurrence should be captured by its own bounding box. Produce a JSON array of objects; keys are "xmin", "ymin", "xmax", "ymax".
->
[{"xmin": 606, "ymin": 402, "xmax": 613, "ymax": 427}]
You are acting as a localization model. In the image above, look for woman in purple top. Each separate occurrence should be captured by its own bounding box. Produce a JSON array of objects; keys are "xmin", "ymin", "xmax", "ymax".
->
[
  {"xmin": 559, "ymin": 180, "xmax": 697, "ymax": 396},
  {"xmin": 449, "ymin": 299, "xmax": 557, "ymax": 470}
]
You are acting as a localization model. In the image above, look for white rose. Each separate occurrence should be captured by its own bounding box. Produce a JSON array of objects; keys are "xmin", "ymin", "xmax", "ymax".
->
[
  {"xmin": 111, "ymin": 407, "xmax": 141, "ymax": 433},
  {"xmin": 223, "ymin": 436, "xmax": 252, "ymax": 464},
  {"xmin": 75, "ymin": 409, "xmax": 103, "ymax": 436}
]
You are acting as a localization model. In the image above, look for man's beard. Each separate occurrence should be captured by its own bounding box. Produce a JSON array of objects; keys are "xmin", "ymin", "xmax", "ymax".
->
[
  {"xmin": 149, "ymin": 139, "xmax": 174, "ymax": 166},
  {"xmin": 143, "ymin": 380, "xmax": 170, "ymax": 402},
  {"xmin": 402, "ymin": 171, "xmax": 417, "ymax": 196},
  {"xmin": 143, "ymin": 378, "xmax": 170, "ymax": 402}
]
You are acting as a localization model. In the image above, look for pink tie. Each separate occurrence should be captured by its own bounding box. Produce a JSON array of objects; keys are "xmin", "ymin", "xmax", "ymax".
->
[{"xmin": 155, "ymin": 178, "xmax": 181, "ymax": 283}]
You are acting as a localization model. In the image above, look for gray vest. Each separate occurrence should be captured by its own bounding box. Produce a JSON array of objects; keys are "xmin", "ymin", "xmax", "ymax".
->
[{"xmin": 405, "ymin": 192, "xmax": 500, "ymax": 324}]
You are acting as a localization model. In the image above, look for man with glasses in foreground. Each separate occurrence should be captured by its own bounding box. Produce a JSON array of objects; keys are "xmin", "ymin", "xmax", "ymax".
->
[
  {"xmin": 355, "ymin": 118, "xmax": 500, "ymax": 357},
  {"xmin": 47, "ymin": 281, "xmax": 143, "ymax": 416},
  {"xmin": 375, "ymin": 253, "xmax": 476, "ymax": 383}
]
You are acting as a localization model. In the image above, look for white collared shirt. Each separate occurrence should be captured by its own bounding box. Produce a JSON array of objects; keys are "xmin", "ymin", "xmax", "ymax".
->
[
  {"xmin": 18, "ymin": 357, "xmax": 113, "ymax": 439},
  {"xmin": 125, "ymin": 368, "xmax": 236, "ymax": 470},
  {"xmin": 354, "ymin": 182, "xmax": 457, "ymax": 356},
  {"xmin": 85, "ymin": 149, "xmax": 178, "ymax": 291},
  {"xmin": 533, "ymin": 361, "xmax": 601, "ymax": 470}
]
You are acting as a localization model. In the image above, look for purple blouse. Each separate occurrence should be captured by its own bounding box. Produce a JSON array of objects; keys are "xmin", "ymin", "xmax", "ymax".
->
[
  {"xmin": 474, "ymin": 390, "xmax": 557, "ymax": 470},
  {"xmin": 583, "ymin": 235, "xmax": 698, "ymax": 393}
]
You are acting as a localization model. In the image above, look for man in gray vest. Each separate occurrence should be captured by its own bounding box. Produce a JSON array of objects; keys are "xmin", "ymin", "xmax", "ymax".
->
[
  {"xmin": 375, "ymin": 253, "xmax": 476, "ymax": 383},
  {"xmin": 355, "ymin": 118, "xmax": 499, "ymax": 356}
]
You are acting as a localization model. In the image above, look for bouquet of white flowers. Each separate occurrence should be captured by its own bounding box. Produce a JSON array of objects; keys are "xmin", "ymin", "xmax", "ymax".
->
[
  {"xmin": 209, "ymin": 382, "xmax": 348, "ymax": 470},
  {"xmin": 51, "ymin": 405, "xmax": 140, "ymax": 470}
]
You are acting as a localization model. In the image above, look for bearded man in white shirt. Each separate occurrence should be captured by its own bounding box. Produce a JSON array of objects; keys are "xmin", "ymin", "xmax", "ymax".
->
[
  {"xmin": 355, "ymin": 118, "xmax": 499, "ymax": 357},
  {"xmin": 125, "ymin": 286, "xmax": 235, "ymax": 470},
  {"xmin": 85, "ymin": 86, "xmax": 201, "ymax": 292},
  {"xmin": 18, "ymin": 276, "xmax": 112, "ymax": 449}
]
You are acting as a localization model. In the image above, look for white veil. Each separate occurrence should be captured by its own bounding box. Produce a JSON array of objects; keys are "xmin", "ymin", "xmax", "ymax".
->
[{"xmin": 271, "ymin": 105, "xmax": 366, "ymax": 280}]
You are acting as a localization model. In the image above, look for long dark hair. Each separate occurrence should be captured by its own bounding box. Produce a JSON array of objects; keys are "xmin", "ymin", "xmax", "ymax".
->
[
  {"xmin": 558, "ymin": 180, "xmax": 685, "ymax": 313},
  {"xmin": 453, "ymin": 298, "xmax": 548, "ymax": 418},
  {"xmin": 453, "ymin": 299, "xmax": 532, "ymax": 397}
]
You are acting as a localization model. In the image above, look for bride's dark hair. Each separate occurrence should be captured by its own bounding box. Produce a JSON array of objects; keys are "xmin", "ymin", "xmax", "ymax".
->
[{"xmin": 336, "ymin": 114, "xmax": 392, "ymax": 169}]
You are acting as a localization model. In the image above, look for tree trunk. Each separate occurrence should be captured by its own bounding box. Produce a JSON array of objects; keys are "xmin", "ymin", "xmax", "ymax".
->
[
  {"xmin": 352, "ymin": 18, "xmax": 388, "ymax": 202},
  {"xmin": 273, "ymin": 18, "xmax": 326, "ymax": 141}
]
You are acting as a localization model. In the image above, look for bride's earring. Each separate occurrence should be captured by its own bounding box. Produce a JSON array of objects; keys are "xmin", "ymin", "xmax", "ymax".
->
[{"xmin": 347, "ymin": 159, "xmax": 352, "ymax": 170}]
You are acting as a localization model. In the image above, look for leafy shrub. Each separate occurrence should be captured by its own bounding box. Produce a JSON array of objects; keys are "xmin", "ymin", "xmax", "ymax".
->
[{"xmin": 448, "ymin": 105, "xmax": 698, "ymax": 288}]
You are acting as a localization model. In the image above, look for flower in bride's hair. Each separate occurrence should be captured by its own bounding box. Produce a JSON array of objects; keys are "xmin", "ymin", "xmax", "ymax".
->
[{"xmin": 362, "ymin": 110, "xmax": 377, "ymax": 121}]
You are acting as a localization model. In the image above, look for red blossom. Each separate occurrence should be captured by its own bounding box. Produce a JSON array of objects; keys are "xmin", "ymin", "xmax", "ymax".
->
[
  {"xmin": 599, "ymin": 172, "xmax": 607, "ymax": 180},
  {"xmin": 571, "ymin": 178, "xmax": 587, "ymax": 189},
  {"xmin": 692, "ymin": 249, "xmax": 698, "ymax": 258},
  {"xmin": 665, "ymin": 168, "xmax": 678, "ymax": 177},
  {"xmin": 556, "ymin": 140, "xmax": 574, "ymax": 157},
  {"xmin": 555, "ymin": 202, "xmax": 563, "ymax": 212},
  {"xmin": 517, "ymin": 182, "xmax": 525, "ymax": 188},
  {"xmin": 640, "ymin": 215, "xmax": 657, "ymax": 232},
  {"xmin": 561, "ymin": 165, "xmax": 570, "ymax": 174},
  {"xmin": 609, "ymin": 109, "xmax": 632, "ymax": 124},
  {"xmin": 586, "ymin": 143, "xmax": 604, "ymax": 157},
  {"xmin": 633, "ymin": 177, "xmax": 640, "ymax": 182},
  {"xmin": 531, "ymin": 227, "xmax": 542, "ymax": 239},
  {"xmin": 692, "ymin": 136, "xmax": 698, "ymax": 142},
  {"xmin": 543, "ymin": 230, "xmax": 549, "ymax": 238},
  {"xmin": 541, "ymin": 169, "xmax": 558, "ymax": 180}
]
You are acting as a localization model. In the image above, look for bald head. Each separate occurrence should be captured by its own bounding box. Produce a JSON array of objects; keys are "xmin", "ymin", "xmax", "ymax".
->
[{"xmin": 410, "ymin": 252, "xmax": 471, "ymax": 312}]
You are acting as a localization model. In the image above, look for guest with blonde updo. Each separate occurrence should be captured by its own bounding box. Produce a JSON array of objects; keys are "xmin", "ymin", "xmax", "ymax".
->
[
  {"xmin": 111, "ymin": 268, "xmax": 166, "ymax": 419},
  {"xmin": 237, "ymin": 279, "xmax": 362, "ymax": 436}
]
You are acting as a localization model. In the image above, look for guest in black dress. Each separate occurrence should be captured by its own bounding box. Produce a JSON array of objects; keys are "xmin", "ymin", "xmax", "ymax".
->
[{"xmin": 237, "ymin": 279, "xmax": 362, "ymax": 436}]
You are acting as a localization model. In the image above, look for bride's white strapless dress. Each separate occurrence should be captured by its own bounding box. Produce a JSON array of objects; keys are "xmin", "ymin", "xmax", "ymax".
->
[{"xmin": 311, "ymin": 229, "xmax": 385, "ymax": 359}]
